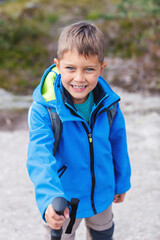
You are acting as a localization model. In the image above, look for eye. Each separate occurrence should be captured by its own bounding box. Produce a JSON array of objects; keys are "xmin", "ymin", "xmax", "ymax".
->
[
  {"xmin": 66, "ymin": 66, "xmax": 74, "ymax": 71},
  {"xmin": 85, "ymin": 68, "xmax": 95, "ymax": 72}
]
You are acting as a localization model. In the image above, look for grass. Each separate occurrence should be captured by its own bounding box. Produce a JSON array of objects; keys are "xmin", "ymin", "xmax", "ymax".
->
[{"xmin": 0, "ymin": 0, "xmax": 160, "ymax": 93}]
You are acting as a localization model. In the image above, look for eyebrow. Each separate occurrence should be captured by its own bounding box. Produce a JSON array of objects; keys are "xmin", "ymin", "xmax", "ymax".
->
[
  {"xmin": 63, "ymin": 63, "xmax": 97, "ymax": 68},
  {"xmin": 63, "ymin": 63, "xmax": 74, "ymax": 66},
  {"xmin": 85, "ymin": 65, "xmax": 97, "ymax": 68}
]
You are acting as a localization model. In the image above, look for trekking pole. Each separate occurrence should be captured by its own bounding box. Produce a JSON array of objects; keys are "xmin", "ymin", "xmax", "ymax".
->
[{"xmin": 51, "ymin": 197, "xmax": 68, "ymax": 240}]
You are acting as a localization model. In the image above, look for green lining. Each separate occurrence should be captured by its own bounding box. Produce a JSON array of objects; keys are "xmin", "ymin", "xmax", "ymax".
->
[{"xmin": 41, "ymin": 67, "xmax": 59, "ymax": 102}]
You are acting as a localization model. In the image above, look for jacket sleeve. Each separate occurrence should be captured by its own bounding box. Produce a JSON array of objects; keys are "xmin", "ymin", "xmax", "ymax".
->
[
  {"xmin": 27, "ymin": 102, "xmax": 66, "ymax": 220},
  {"xmin": 109, "ymin": 102, "xmax": 131, "ymax": 194}
]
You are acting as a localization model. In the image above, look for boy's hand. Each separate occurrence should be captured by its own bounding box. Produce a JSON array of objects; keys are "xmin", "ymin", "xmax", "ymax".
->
[
  {"xmin": 113, "ymin": 193, "xmax": 126, "ymax": 203},
  {"xmin": 45, "ymin": 204, "xmax": 69, "ymax": 230}
]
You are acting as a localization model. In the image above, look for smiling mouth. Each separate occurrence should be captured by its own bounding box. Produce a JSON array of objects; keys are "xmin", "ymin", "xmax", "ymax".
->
[{"xmin": 71, "ymin": 85, "xmax": 87, "ymax": 90}]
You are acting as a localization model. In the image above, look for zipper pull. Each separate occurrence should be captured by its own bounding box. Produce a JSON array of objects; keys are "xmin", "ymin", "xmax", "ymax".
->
[{"xmin": 88, "ymin": 133, "xmax": 92, "ymax": 143}]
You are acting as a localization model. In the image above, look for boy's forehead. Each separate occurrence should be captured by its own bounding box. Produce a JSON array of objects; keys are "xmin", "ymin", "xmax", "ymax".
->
[{"xmin": 60, "ymin": 49, "xmax": 100, "ymax": 65}]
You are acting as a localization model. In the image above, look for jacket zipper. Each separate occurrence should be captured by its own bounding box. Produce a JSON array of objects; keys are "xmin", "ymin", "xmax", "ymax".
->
[
  {"xmin": 88, "ymin": 132, "xmax": 97, "ymax": 214},
  {"xmin": 82, "ymin": 123, "xmax": 97, "ymax": 214}
]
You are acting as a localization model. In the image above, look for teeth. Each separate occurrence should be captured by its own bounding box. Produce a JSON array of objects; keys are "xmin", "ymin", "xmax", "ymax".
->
[{"xmin": 72, "ymin": 85, "xmax": 86, "ymax": 89}]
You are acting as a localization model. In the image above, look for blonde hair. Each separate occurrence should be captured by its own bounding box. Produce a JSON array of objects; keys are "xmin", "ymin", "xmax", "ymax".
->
[{"xmin": 57, "ymin": 22, "xmax": 105, "ymax": 64}]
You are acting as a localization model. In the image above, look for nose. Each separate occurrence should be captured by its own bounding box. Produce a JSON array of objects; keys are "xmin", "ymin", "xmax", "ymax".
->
[{"xmin": 74, "ymin": 70, "xmax": 85, "ymax": 82}]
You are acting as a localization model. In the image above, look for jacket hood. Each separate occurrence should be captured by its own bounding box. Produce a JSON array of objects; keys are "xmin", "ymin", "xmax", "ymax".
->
[
  {"xmin": 32, "ymin": 64, "xmax": 120, "ymax": 109},
  {"xmin": 32, "ymin": 64, "xmax": 59, "ymax": 108}
]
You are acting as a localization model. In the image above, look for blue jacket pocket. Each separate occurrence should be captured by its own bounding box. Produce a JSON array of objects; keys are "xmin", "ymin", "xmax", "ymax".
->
[{"xmin": 57, "ymin": 165, "xmax": 67, "ymax": 178}]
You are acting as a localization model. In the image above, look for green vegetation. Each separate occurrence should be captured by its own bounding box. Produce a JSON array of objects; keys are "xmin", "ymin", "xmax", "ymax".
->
[{"xmin": 0, "ymin": 0, "xmax": 160, "ymax": 93}]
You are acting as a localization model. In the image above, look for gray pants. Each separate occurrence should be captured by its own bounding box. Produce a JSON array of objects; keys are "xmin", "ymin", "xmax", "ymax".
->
[{"xmin": 43, "ymin": 205, "xmax": 113, "ymax": 240}]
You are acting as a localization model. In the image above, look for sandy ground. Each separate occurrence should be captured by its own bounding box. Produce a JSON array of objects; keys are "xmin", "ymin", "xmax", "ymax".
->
[{"xmin": 0, "ymin": 87, "xmax": 160, "ymax": 240}]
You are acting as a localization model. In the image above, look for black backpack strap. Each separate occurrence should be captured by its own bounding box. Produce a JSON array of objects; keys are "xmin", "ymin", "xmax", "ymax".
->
[
  {"xmin": 107, "ymin": 103, "xmax": 117, "ymax": 127},
  {"xmin": 65, "ymin": 198, "xmax": 80, "ymax": 234},
  {"xmin": 46, "ymin": 107, "xmax": 62, "ymax": 156}
]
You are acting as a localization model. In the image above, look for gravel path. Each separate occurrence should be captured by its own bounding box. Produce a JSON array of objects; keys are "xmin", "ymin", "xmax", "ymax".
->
[{"xmin": 0, "ymin": 88, "xmax": 160, "ymax": 240}]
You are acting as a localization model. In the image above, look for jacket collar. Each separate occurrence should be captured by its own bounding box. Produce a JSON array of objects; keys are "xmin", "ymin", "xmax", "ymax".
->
[{"xmin": 61, "ymin": 81, "xmax": 107, "ymax": 110}]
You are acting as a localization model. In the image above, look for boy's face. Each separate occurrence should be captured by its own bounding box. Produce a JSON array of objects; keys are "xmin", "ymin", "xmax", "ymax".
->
[{"xmin": 54, "ymin": 50, "xmax": 106, "ymax": 104}]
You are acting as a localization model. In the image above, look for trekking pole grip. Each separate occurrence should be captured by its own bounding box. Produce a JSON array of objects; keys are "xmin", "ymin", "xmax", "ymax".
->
[{"xmin": 51, "ymin": 197, "xmax": 68, "ymax": 240}]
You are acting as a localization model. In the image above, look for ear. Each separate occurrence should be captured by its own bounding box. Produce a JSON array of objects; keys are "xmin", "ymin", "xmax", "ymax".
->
[
  {"xmin": 100, "ymin": 62, "xmax": 107, "ymax": 75},
  {"xmin": 54, "ymin": 58, "xmax": 60, "ymax": 72}
]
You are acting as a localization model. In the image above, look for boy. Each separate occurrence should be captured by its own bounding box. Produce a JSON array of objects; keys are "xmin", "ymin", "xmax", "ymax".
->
[{"xmin": 27, "ymin": 22, "xmax": 131, "ymax": 240}]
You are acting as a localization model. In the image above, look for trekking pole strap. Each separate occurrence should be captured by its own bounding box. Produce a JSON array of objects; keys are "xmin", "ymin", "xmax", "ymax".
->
[{"xmin": 65, "ymin": 198, "xmax": 80, "ymax": 234}]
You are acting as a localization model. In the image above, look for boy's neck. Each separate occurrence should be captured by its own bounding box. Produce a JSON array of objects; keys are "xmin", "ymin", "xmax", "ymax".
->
[{"xmin": 74, "ymin": 91, "xmax": 94, "ymax": 123}]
